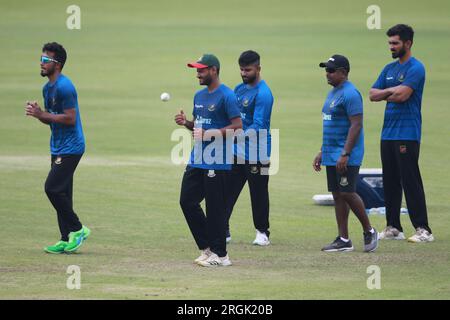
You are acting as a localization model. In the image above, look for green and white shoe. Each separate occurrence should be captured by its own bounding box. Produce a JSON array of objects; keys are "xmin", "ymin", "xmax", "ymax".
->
[
  {"xmin": 82, "ymin": 225, "xmax": 91, "ymax": 241},
  {"xmin": 64, "ymin": 226, "xmax": 90, "ymax": 253},
  {"xmin": 44, "ymin": 241, "xmax": 68, "ymax": 254}
]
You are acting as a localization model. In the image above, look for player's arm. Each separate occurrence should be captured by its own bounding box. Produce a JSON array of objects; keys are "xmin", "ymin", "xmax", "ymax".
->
[
  {"xmin": 25, "ymin": 101, "xmax": 76, "ymax": 125},
  {"xmin": 336, "ymin": 114, "xmax": 362, "ymax": 173},
  {"xmin": 369, "ymin": 88, "xmax": 393, "ymax": 102},
  {"xmin": 216, "ymin": 93, "xmax": 244, "ymax": 136},
  {"xmin": 385, "ymin": 85, "xmax": 414, "ymax": 103},
  {"xmin": 195, "ymin": 117, "xmax": 242, "ymax": 141},
  {"xmin": 218, "ymin": 116, "xmax": 242, "ymax": 136},
  {"xmin": 369, "ymin": 66, "xmax": 391, "ymax": 102},
  {"xmin": 313, "ymin": 148, "xmax": 322, "ymax": 172},
  {"xmin": 174, "ymin": 109, "xmax": 194, "ymax": 131},
  {"xmin": 246, "ymin": 91, "xmax": 273, "ymax": 132}
]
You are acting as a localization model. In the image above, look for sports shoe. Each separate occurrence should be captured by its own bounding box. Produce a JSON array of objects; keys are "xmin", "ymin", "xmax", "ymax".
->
[
  {"xmin": 321, "ymin": 237, "xmax": 354, "ymax": 252},
  {"xmin": 197, "ymin": 253, "xmax": 232, "ymax": 267},
  {"xmin": 252, "ymin": 230, "xmax": 270, "ymax": 246},
  {"xmin": 408, "ymin": 228, "xmax": 434, "ymax": 243},
  {"xmin": 226, "ymin": 229, "xmax": 231, "ymax": 243},
  {"xmin": 64, "ymin": 226, "xmax": 89, "ymax": 253},
  {"xmin": 363, "ymin": 228, "xmax": 379, "ymax": 252},
  {"xmin": 194, "ymin": 248, "xmax": 212, "ymax": 264},
  {"xmin": 378, "ymin": 226, "xmax": 405, "ymax": 240},
  {"xmin": 83, "ymin": 225, "xmax": 91, "ymax": 240},
  {"xmin": 44, "ymin": 241, "xmax": 68, "ymax": 254}
]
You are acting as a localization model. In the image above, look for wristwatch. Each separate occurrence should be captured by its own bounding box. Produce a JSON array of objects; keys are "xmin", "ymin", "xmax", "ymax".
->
[{"xmin": 341, "ymin": 151, "xmax": 350, "ymax": 157}]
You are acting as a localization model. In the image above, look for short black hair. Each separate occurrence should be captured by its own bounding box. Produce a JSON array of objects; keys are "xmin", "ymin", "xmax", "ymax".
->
[
  {"xmin": 239, "ymin": 50, "xmax": 260, "ymax": 66},
  {"xmin": 386, "ymin": 24, "xmax": 414, "ymax": 43},
  {"xmin": 42, "ymin": 42, "xmax": 67, "ymax": 69}
]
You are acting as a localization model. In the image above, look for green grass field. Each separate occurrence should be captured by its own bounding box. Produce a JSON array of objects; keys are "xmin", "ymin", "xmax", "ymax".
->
[{"xmin": 1, "ymin": 0, "xmax": 449, "ymax": 299}]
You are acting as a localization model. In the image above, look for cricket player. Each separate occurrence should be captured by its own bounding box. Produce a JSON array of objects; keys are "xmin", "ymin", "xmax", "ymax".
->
[
  {"xmin": 26, "ymin": 42, "xmax": 90, "ymax": 254},
  {"xmin": 226, "ymin": 50, "xmax": 273, "ymax": 246},
  {"xmin": 369, "ymin": 24, "xmax": 433, "ymax": 242},
  {"xmin": 313, "ymin": 54, "xmax": 378, "ymax": 252},
  {"xmin": 175, "ymin": 54, "xmax": 242, "ymax": 267}
]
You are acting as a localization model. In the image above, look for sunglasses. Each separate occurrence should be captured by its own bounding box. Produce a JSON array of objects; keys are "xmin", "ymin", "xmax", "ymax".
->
[
  {"xmin": 325, "ymin": 67, "xmax": 346, "ymax": 74},
  {"xmin": 40, "ymin": 56, "xmax": 59, "ymax": 64}
]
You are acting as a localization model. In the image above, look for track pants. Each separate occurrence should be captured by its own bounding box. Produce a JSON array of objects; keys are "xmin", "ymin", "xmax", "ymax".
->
[
  {"xmin": 381, "ymin": 140, "xmax": 431, "ymax": 233},
  {"xmin": 45, "ymin": 154, "xmax": 83, "ymax": 241},
  {"xmin": 226, "ymin": 161, "xmax": 270, "ymax": 235},
  {"xmin": 179, "ymin": 166, "xmax": 229, "ymax": 257}
]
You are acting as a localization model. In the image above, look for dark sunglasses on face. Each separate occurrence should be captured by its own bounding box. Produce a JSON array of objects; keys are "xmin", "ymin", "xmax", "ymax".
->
[
  {"xmin": 325, "ymin": 67, "xmax": 347, "ymax": 74},
  {"xmin": 40, "ymin": 56, "xmax": 59, "ymax": 64}
]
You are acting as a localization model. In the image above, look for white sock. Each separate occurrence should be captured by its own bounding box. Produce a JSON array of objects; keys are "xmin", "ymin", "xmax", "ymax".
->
[
  {"xmin": 369, "ymin": 228, "xmax": 375, "ymax": 234},
  {"xmin": 340, "ymin": 237, "xmax": 349, "ymax": 242}
]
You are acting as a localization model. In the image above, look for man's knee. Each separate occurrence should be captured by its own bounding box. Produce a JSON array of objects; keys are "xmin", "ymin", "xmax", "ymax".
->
[
  {"xmin": 45, "ymin": 180, "xmax": 64, "ymax": 197},
  {"xmin": 339, "ymin": 191, "xmax": 357, "ymax": 201},
  {"xmin": 179, "ymin": 195, "xmax": 199, "ymax": 213}
]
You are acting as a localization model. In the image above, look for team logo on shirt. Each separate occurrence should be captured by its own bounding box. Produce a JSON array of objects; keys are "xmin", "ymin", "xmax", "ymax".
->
[
  {"xmin": 322, "ymin": 112, "xmax": 331, "ymax": 121},
  {"xmin": 54, "ymin": 157, "xmax": 62, "ymax": 165},
  {"xmin": 207, "ymin": 170, "xmax": 216, "ymax": 178},
  {"xmin": 330, "ymin": 100, "xmax": 336, "ymax": 109},
  {"xmin": 250, "ymin": 166, "xmax": 259, "ymax": 174},
  {"xmin": 243, "ymin": 99, "xmax": 249, "ymax": 107},
  {"xmin": 194, "ymin": 116, "xmax": 211, "ymax": 125},
  {"xmin": 398, "ymin": 74, "xmax": 405, "ymax": 82},
  {"xmin": 208, "ymin": 104, "xmax": 216, "ymax": 112},
  {"xmin": 340, "ymin": 176, "xmax": 349, "ymax": 187}
]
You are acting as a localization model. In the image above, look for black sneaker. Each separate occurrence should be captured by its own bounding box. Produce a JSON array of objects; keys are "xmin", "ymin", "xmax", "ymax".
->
[
  {"xmin": 321, "ymin": 237, "xmax": 354, "ymax": 252},
  {"xmin": 363, "ymin": 228, "xmax": 379, "ymax": 252}
]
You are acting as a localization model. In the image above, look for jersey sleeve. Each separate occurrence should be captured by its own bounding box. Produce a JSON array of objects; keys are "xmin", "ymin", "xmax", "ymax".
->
[
  {"xmin": 372, "ymin": 65, "xmax": 388, "ymax": 89},
  {"xmin": 345, "ymin": 89, "xmax": 363, "ymax": 116},
  {"xmin": 224, "ymin": 91, "xmax": 241, "ymax": 120},
  {"xmin": 402, "ymin": 63, "xmax": 425, "ymax": 91},
  {"xmin": 246, "ymin": 89, "xmax": 273, "ymax": 131},
  {"xmin": 58, "ymin": 82, "xmax": 77, "ymax": 110}
]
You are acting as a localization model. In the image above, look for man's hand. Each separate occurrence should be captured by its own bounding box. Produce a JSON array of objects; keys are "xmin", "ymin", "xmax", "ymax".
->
[
  {"xmin": 25, "ymin": 101, "xmax": 43, "ymax": 119},
  {"xmin": 313, "ymin": 151, "xmax": 322, "ymax": 172},
  {"xmin": 174, "ymin": 109, "xmax": 186, "ymax": 126},
  {"xmin": 336, "ymin": 155, "xmax": 348, "ymax": 174}
]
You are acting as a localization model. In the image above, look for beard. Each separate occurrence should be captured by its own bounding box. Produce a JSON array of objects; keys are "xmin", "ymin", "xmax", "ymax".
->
[
  {"xmin": 391, "ymin": 47, "xmax": 407, "ymax": 59},
  {"xmin": 242, "ymin": 74, "xmax": 257, "ymax": 84},
  {"xmin": 200, "ymin": 75, "xmax": 212, "ymax": 86},
  {"xmin": 40, "ymin": 66, "xmax": 55, "ymax": 77}
]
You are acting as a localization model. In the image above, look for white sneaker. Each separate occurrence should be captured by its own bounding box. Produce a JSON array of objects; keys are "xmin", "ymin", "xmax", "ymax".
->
[
  {"xmin": 252, "ymin": 230, "xmax": 270, "ymax": 246},
  {"xmin": 194, "ymin": 248, "xmax": 212, "ymax": 264},
  {"xmin": 408, "ymin": 228, "xmax": 434, "ymax": 243},
  {"xmin": 197, "ymin": 253, "xmax": 232, "ymax": 267},
  {"xmin": 378, "ymin": 226, "xmax": 405, "ymax": 240}
]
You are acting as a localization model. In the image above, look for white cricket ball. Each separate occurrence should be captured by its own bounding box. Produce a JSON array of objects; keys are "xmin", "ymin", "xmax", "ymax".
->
[{"xmin": 160, "ymin": 92, "xmax": 170, "ymax": 102}]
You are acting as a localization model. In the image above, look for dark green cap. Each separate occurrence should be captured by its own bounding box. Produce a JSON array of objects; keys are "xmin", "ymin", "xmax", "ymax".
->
[{"xmin": 187, "ymin": 54, "xmax": 220, "ymax": 69}]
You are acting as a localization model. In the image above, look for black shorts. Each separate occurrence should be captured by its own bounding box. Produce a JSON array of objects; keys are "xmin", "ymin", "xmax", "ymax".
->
[{"xmin": 326, "ymin": 166, "xmax": 360, "ymax": 193}]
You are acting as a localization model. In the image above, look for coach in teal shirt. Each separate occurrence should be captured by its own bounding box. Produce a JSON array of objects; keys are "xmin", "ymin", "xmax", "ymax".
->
[{"xmin": 314, "ymin": 54, "xmax": 378, "ymax": 253}]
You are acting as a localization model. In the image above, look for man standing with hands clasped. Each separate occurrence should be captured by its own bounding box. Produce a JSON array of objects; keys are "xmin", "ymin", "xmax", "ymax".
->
[{"xmin": 313, "ymin": 54, "xmax": 378, "ymax": 253}]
